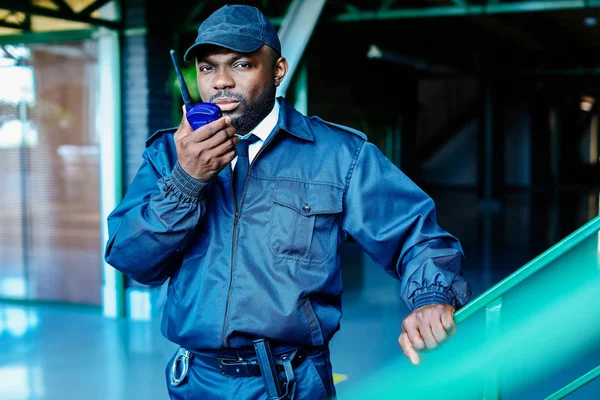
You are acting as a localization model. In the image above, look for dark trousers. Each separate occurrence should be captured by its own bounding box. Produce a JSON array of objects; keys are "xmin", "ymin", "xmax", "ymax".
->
[{"xmin": 165, "ymin": 347, "xmax": 336, "ymax": 400}]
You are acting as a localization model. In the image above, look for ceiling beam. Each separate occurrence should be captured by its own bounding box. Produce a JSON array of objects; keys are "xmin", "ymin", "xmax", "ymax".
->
[
  {"xmin": 23, "ymin": 11, "xmax": 31, "ymax": 31},
  {"xmin": 0, "ymin": 20, "xmax": 23, "ymax": 30},
  {"xmin": 462, "ymin": 15, "xmax": 546, "ymax": 51},
  {"xmin": 2, "ymin": 0, "xmax": 120, "ymax": 29},
  {"xmin": 0, "ymin": 10, "xmax": 31, "ymax": 31},
  {"xmin": 380, "ymin": 0, "xmax": 397, "ymax": 11},
  {"xmin": 79, "ymin": 0, "xmax": 113, "ymax": 16},
  {"xmin": 336, "ymin": 0, "xmax": 600, "ymax": 21},
  {"xmin": 344, "ymin": 4, "xmax": 360, "ymax": 14},
  {"xmin": 0, "ymin": 29, "xmax": 95, "ymax": 45},
  {"xmin": 51, "ymin": 0, "xmax": 75, "ymax": 15}
]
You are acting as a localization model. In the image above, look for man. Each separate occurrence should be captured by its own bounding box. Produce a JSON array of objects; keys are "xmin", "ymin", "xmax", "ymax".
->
[{"xmin": 105, "ymin": 4, "xmax": 471, "ymax": 400}]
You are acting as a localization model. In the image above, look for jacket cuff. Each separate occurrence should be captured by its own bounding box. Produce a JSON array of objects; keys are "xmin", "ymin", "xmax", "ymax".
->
[
  {"xmin": 412, "ymin": 287, "xmax": 453, "ymax": 310},
  {"xmin": 169, "ymin": 162, "xmax": 208, "ymax": 198}
]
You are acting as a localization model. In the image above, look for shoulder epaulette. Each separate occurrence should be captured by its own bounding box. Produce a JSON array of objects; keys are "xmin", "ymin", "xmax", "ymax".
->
[
  {"xmin": 145, "ymin": 127, "xmax": 178, "ymax": 147},
  {"xmin": 311, "ymin": 116, "xmax": 367, "ymax": 140}
]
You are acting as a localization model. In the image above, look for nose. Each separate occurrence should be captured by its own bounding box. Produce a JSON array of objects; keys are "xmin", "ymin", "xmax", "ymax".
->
[{"xmin": 213, "ymin": 67, "xmax": 234, "ymax": 91}]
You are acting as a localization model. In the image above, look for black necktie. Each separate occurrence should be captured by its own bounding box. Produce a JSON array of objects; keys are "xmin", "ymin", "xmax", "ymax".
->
[{"xmin": 233, "ymin": 134, "xmax": 260, "ymax": 207}]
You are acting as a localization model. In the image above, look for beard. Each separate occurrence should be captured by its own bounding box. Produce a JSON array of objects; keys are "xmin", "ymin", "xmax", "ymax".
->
[{"xmin": 208, "ymin": 83, "xmax": 276, "ymax": 136}]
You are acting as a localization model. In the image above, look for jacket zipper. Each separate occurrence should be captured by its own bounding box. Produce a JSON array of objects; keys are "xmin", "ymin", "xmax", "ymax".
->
[
  {"xmin": 221, "ymin": 179, "xmax": 238, "ymax": 347},
  {"xmin": 221, "ymin": 130, "xmax": 279, "ymax": 347}
]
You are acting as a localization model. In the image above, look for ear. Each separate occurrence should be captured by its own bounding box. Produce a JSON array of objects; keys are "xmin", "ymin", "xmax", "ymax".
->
[{"xmin": 274, "ymin": 57, "xmax": 288, "ymax": 87}]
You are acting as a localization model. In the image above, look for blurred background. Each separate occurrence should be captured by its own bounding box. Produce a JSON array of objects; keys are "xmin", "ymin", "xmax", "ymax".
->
[{"xmin": 0, "ymin": 0, "xmax": 598, "ymax": 399}]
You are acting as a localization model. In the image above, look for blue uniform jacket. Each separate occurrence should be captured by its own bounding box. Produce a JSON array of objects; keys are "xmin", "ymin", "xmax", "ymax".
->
[{"xmin": 105, "ymin": 98, "xmax": 471, "ymax": 350}]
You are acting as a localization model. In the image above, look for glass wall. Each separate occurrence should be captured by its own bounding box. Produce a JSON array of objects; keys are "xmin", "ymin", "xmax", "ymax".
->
[{"xmin": 0, "ymin": 41, "xmax": 102, "ymax": 305}]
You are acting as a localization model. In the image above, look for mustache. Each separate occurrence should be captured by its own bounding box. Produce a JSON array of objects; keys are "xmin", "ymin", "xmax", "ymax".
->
[{"xmin": 208, "ymin": 91, "xmax": 246, "ymax": 103}]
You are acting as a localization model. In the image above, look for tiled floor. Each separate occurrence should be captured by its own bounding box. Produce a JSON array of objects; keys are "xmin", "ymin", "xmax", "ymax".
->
[{"xmin": 1, "ymin": 186, "xmax": 599, "ymax": 399}]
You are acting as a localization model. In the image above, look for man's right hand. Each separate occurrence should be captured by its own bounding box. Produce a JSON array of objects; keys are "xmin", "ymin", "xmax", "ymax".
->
[{"xmin": 175, "ymin": 107, "xmax": 238, "ymax": 182}]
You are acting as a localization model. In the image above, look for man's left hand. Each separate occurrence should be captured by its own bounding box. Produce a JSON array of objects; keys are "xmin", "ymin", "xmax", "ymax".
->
[{"xmin": 398, "ymin": 304, "xmax": 456, "ymax": 365}]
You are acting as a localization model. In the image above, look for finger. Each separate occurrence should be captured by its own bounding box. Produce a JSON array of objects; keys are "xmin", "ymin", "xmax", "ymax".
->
[
  {"xmin": 203, "ymin": 126, "xmax": 237, "ymax": 150},
  {"xmin": 399, "ymin": 332, "xmax": 420, "ymax": 365},
  {"xmin": 189, "ymin": 116, "xmax": 232, "ymax": 142},
  {"xmin": 211, "ymin": 134, "xmax": 239, "ymax": 157},
  {"xmin": 431, "ymin": 318, "xmax": 448, "ymax": 344},
  {"xmin": 441, "ymin": 311, "xmax": 457, "ymax": 336},
  {"xmin": 418, "ymin": 324, "xmax": 438, "ymax": 350},
  {"xmin": 219, "ymin": 149, "xmax": 237, "ymax": 165},
  {"xmin": 403, "ymin": 320, "xmax": 426, "ymax": 350},
  {"xmin": 176, "ymin": 106, "xmax": 192, "ymax": 137}
]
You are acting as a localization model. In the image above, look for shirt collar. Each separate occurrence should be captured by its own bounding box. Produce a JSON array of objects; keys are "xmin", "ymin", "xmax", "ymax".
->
[
  {"xmin": 240, "ymin": 100, "xmax": 280, "ymax": 142},
  {"xmin": 239, "ymin": 97, "xmax": 315, "ymax": 142},
  {"xmin": 276, "ymin": 97, "xmax": 314, "ymax": 142}
]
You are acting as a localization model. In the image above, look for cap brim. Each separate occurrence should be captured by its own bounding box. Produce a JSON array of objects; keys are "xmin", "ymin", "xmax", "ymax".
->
[{"xmin": 183, "ymin": 35, "xmax": 264, "ymax": 62}]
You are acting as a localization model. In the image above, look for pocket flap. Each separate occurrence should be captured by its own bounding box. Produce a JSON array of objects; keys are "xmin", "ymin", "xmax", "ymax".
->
[{"xmin": 273, "ymin": 180, "xmax": 343, "ymax": 216}]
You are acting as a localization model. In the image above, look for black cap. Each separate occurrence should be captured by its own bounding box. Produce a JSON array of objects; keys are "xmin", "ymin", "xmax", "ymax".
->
[{"xmin": 184, "ymin": 5, "xmax": 281, "ymax": 62}]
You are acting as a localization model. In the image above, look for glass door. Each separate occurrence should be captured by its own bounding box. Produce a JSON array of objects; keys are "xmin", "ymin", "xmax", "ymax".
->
[{"xmin": 0, "ymin": 41, "xmax": 102, "ymax": 305}]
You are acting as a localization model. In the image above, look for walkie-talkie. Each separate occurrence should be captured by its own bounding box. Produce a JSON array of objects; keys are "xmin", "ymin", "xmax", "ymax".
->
[{"xmin": 170, "ymin": 49, "xmax": 222, "ymax": 130}]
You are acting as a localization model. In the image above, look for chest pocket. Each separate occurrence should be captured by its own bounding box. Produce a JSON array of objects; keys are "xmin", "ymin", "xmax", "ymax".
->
[{"xmin": 268, "ymin": 180, "xmax": 343, "ymax": 264}]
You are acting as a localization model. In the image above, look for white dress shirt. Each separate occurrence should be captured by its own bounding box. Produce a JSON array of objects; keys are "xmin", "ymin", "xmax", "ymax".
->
[{"xmin": 231, "ymin": 100, "xmax": 280, "ymax": 170}]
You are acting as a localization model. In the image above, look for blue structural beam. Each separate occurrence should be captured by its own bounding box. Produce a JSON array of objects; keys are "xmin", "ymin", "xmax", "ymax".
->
[{"xmin": 276, "ymin": 0, "xmax": 326, "ymax": 97}]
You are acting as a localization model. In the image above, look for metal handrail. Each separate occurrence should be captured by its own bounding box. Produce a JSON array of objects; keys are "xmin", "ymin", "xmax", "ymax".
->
[
  {"xmin": 450, "ymin": 214, "xmax": 600, "ymax": 399},
  {"xmin": 340, "ymin": 215, "xmax": 600, "ymax": 400},
  {"xmin": 454, "ymin": 215, "xmax": 600, "ymax": 324},
  {"xmin": 543, "ymin": 364, "xmax": 600, "ymax": 400}
]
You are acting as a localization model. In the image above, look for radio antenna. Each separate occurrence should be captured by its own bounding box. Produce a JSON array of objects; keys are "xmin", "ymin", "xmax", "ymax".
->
[{"xmin": 170, "ymin": 49, "xmax": 194, "ymax": 107}]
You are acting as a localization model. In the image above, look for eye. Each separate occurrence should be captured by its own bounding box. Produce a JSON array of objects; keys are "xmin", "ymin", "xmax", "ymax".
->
[
  {"xmin": 235, "ymin": 62, "xmax": 252, "ymax": 69},
  {"xmin": 198, "ymin": 65, "xmax": 213, "ymax": 73}
]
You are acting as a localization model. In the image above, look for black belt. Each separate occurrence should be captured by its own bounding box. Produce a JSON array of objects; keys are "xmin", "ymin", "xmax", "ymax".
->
[{"xmin": 193, "ymin": 347, "xmax": 313, "ymax": 377}]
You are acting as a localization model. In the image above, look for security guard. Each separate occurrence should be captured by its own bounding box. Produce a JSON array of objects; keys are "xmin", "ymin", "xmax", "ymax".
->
[{"xmin": 105, "ymin": 5, "xmax": 471, "ymax": 399}]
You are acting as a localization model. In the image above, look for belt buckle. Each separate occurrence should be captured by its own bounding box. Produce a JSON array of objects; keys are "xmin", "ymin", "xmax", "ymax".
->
[
  {"xmin": 219, "ymin": 357, "xmax": 250, "ymax": 376},
  {"xmin": 221, "ymin": 357, "xmax": 261, "ymax": 376}
]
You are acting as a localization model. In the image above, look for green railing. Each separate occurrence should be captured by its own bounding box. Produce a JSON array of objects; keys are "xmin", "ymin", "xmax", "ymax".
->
[
  {"xmin": 340, "ymin": 215, "xmax": 600, "ymax": 399},
  {"xmin": 544, "ymin": 365, "xmax": 600, "ymax": 400},
  {"xmin": 454, "ymin": 215, "xmax": 600, "ymax": 324}
]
